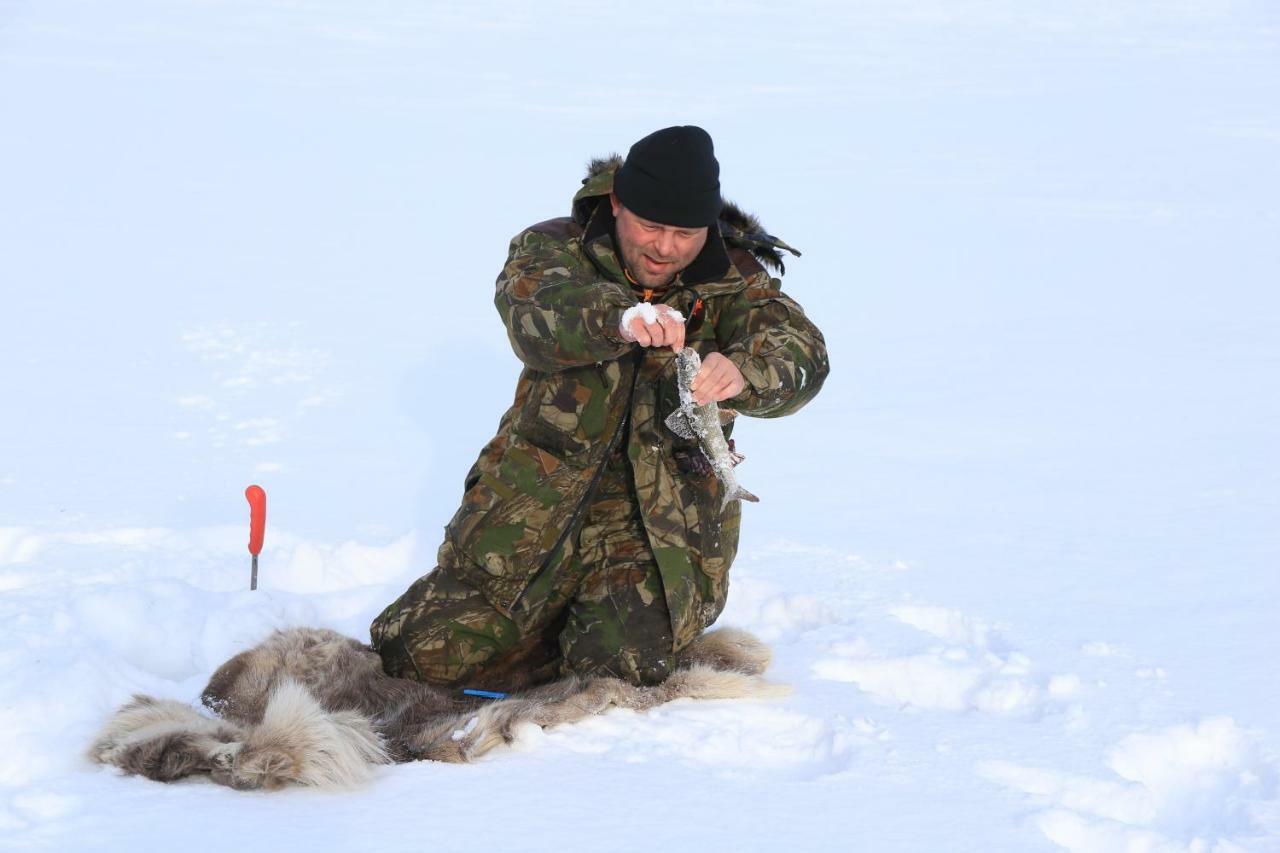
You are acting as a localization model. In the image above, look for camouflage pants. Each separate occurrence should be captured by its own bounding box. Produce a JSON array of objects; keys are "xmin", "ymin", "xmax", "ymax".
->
[{"xmin": 370, "ymin": 456, "xmax": 677, "ymax": 688}]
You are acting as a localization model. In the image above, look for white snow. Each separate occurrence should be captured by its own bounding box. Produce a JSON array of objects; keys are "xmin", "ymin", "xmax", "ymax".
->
[
  {"xmin": 620, "ymin": 302, "xmax": 684, "ymax": 341},
  {"xmin": 622, "ymin": 303, "xmax": 659, "ymax": 327},
  {"xmin": 1, "ymin": 2, "xmax": 1278, "ymax": 852},
  {"xmin": 979, "ymin": 718, "xmax": 1277, "ymax": 850}
]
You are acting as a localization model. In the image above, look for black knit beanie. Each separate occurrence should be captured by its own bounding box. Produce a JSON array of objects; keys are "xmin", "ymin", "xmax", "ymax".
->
[{"xmin": 613, "ymin": 125, "xmax": 721, "ymax": 228}]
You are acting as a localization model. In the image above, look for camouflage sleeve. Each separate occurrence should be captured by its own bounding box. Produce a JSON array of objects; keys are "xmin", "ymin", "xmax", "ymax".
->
[
  {"xmin": 494, "ymin": 229, "xmax": 637, "ymax": 373},
  {"xmin": 718, "ymin": 274, "xmax": 830, "ymax": 418}
]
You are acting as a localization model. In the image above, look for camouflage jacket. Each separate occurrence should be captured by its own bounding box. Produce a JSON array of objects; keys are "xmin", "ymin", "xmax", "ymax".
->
[{"xmin": 442, "ymin": 158, "xmax": 829, "ymax": 650}]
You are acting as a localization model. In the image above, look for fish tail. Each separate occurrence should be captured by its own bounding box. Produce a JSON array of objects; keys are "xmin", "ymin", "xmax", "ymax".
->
[{"xmin": 721, "ymin": 486, "xmax": 760, "ymax": 511}]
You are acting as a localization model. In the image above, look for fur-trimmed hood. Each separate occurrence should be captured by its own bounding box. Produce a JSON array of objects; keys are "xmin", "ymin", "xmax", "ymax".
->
[{"xmin": 572, "ymin": 155, "xmax": 801, "ymax": 276}]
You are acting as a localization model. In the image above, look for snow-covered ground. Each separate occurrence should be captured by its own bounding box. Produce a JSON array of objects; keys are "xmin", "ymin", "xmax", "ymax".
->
[{"xmin": 2, "ymin": 2, "xmax": 1278, "ymax": 850}]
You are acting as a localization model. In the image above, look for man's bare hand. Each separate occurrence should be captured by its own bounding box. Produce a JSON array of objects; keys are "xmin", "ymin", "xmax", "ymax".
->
[
  {"xmin": 690, "ymin": 352, "xmax": 745, "ymax": 406},
  {"xmin": 620, "ymin": 303, "xmax": 686, "ymax": 352}
]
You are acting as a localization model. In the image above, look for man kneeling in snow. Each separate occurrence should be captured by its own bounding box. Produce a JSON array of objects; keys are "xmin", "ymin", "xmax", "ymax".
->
[{"xmin": 370, "ymin": 125, "xmax": 829, "ymax": 690}]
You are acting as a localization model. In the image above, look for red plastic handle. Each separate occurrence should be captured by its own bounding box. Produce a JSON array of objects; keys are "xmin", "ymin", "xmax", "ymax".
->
[{"xmin": 245, "ymin": 485, "xmax": 267, "ymax": 556}]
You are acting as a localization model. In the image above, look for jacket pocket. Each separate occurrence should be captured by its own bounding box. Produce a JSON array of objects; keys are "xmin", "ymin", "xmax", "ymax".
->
[
  {"xmin": 513, "ymin": 366, "xmax": 614, "ymax": 462},
  {"xmin": 513, "ymin": 413, "xmax": 590, "ymax": 461}
]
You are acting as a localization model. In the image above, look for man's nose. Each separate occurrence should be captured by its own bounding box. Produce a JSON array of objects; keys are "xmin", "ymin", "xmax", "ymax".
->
[{"xmin": 654, "ymin": 230, "xmax": 676, "ymax": 257}]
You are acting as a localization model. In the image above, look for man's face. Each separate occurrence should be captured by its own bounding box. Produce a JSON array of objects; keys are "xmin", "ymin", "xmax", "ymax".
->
[{"xmin": 610, "ymin": 193, "xmax": 709, "ymax": 288}]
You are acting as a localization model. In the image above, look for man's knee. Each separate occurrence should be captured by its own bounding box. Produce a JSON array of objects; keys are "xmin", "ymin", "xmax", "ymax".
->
[
  {"xmin": 563, "ymin": 643, "xmax": 678, "ymax": 686},
  {"xmin": 370, "ymin": 567, "xmax": 521, "ymax": 687},
  {"xmin": 560, "ymin": 602, "xmax": 677, "ymax": 686}
]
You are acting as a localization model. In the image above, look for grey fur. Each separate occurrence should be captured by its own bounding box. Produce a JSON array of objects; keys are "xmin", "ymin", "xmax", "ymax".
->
[
  {"xmin": 88, "ymin": 694, "xmax": 243, "ymax": 782},
  {"xmin": 90, "ymin": 626, "xmax": 783, "ymax": 791}
]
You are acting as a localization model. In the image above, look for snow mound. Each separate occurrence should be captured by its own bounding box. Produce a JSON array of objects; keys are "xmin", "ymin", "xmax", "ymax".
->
[
  {"xmin": 268, "ymin": 532, "xmax": 419, "ymax": 593},
  {"xmin": 0, "ymin": 527, "xmax": 44, "ymax": 566},
  {"xmin": 979, "ymin": 718, "xmax": 1278, "ymax": 851},
  {"xmin": 718, "ymin": 581, "xmax": 840, "ymax": 643},
  {"xmin": 811, "ymin": 601, "xmax": 1071, "ymax": 718},
  {"xmin": 888, "ymin": 603, "xmax": 1007, "ymax": 652},
  {"xmin": 533, "ymin": 702, "xmax": 862, "ymax": 780}
]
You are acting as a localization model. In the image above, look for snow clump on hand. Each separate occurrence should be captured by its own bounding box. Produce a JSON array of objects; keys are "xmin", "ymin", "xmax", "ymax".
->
[{"xmin": 619, "ymin": 303, "xmax": 684, "ymax": 342}]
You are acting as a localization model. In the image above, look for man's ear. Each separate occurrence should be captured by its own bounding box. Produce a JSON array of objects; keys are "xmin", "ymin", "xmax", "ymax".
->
[{"xmin": 609, "ymin": 192, "xmax": 622, "ymax": 217}]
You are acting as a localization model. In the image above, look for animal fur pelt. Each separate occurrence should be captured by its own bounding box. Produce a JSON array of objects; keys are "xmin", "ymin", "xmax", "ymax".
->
[{"xmin": 88, "ymin": 626, "xmax": 784, "ymax": 791}]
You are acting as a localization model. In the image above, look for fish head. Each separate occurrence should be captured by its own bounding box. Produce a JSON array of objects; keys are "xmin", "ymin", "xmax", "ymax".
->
[{"xmin": 676, "ymin": 347, "xmax": 702, "ymax": 384}]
